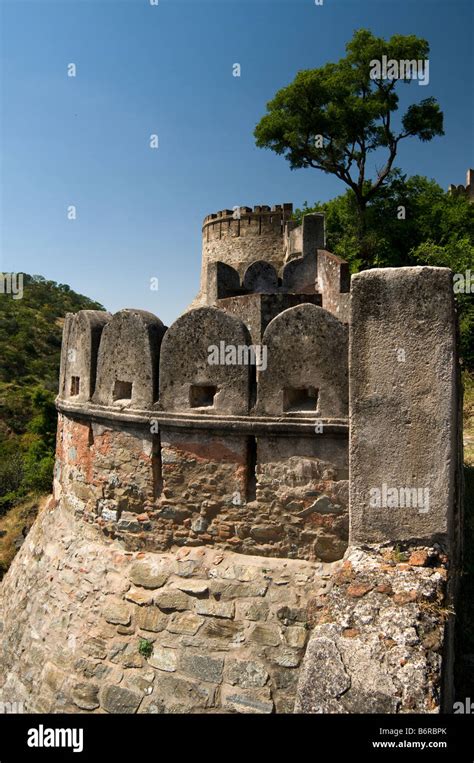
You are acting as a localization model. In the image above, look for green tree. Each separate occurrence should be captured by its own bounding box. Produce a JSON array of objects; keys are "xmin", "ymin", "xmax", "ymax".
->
[
  {"xmin": 294, "ymin": 172, "xmax": 474, "ymax": 270},
  {"xmin": 411, "ymin": 238, "xmax": 474, "ymax": 370},
  {"xmin": 294, "ymin": 174, "xmax": 474, "ymax": 369},
  {"xmin": 254, "ymin": 29, "xmax": 444, "ymax": 262}
]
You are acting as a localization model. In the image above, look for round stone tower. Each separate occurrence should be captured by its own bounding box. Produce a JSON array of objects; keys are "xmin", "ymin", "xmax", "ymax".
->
[{"xmin": 194, "ymin": 203, "xmax": 293, "ymax": 306}]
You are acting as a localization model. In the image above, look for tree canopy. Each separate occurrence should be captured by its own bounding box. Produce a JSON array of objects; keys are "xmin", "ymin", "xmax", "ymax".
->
[
  {"xmin": 294, "ymin": 173, "xmax": 474, "ymax": 369},
  {"xmin": 255, "ymin": 29, "xmax": 444, "ymax": 260}
]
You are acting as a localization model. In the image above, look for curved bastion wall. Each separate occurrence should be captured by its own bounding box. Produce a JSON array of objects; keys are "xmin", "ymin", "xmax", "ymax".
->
[
  {"xmin": 0, "ymin": 496, "xmax": 451, "ymax": 715},
  {"xmin": 55, "ymin": 300, "xmax": 350, "ymax": 562}
]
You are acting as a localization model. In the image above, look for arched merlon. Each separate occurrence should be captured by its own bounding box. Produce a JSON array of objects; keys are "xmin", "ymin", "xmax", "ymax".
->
[
  {"xmin": 282, "ymin": 253, "xmax": 317, "ymax": 294},
  {"xmin": 159, "ymin": 307, "xmax": 252, "ymax": 415},
  {"xmin": 257, "ymin": 304, "xmax": 348, "ymax": 418},
  {"xmin": 59, "ymin": 310, "xmax": 112, "ymax": 403},
  {"xmin": 242, "ymin": 260, "xmax": 278, "ymax": 293},
  {"xmin": 92, "ymin": 309, "xmax": 166, "ymax": 409},
  {"xmin": 206, "ymin": 261, "xmax": 241, "ymax": 302}
]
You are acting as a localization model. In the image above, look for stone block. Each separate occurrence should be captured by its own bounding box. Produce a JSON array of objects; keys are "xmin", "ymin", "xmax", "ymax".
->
[
  {"xmin": 221, "ymin": 684, "xmax": 273, "ymax": 714},
  {"xmin": 195, "ymin": 599, "xmax": 235, "ymax": 619},
  {"xmin": 225, "ymin": 659, "xmax": 269, "ymax": 688},
  {"xmin": 129, "ymin": 560, "xmax": 168, "ymax": 590},
  {"xmin": 148, "ymin": 646, "xmax": 178, "ymax": 672},
  {"xmin": 137, "ymin": 607, "xmax": 167, "ymax": 633},
  {"xmin": 166, "ymin": 612, "xmax": 204, "ymax": 635},
  {"xmin": 103, "ymin": 598, "xmax": 131, "ymax": 626},
  {"xmin": 154, "ymin": 590, "xmax": 192, "ymax": 612},
  {"xmin": 99, "ymin": 684, "xmax": 142, "ymax": 714},
  {"xmin": 71, "ymin": 682, "xmax": 100, "ymax": 711},
  {"xmin": 350, "ymin": 267, "xmax": 461, "ymax": 546},
  {"xmin": 179, "ymin": 653, "xmax": 224, "ymax": 684},
  {"xmin": 249, "ymin": 623, "xmax": 282, "ymax": 646}
]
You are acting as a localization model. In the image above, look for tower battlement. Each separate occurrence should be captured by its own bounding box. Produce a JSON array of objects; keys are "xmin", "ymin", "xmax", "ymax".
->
[
  {"xmin": 202, "ymin": 203, "xmax": 293, "ymax": 233},
  {"xmin": 194, "ymin": 205, "xmax": 349, "ymax": 322},
  {"xmin": 448, "ymin": 168, "xmax": 474, "ymax": 202}
]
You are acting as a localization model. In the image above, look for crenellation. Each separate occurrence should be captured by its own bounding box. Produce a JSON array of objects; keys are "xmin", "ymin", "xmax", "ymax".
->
[
  {"xmin": 53, "ymin": 223, "xmax": 352, "ymax": 561},
  {"xmin": 448, "ymin": 167, "xmax": 474, "ymax": 202}
]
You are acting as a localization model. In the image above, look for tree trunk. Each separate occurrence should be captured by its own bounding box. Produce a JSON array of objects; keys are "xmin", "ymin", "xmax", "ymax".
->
[{"xmin": 355, "ymin": 198, "xmax": 372, "ymax": 265}]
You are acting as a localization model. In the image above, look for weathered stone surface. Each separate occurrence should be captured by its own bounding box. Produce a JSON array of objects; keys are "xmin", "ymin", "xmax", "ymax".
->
[
  {"xmin": 154, "ymin": 590, "xmax": 191, "ymax": 612},
  {"xmin": 129, "ymin": 561, "xmax": 168, "ymax": 590},
  {"xmin": 196, "ymin": 599, "xmax": 235, "ymax": 619},
  {"xmin": 99, "ymin": 684, "xmax": 142, "ymax": 714},
  {"xmin": 235, "ymin": 600, "xmax": 269, "ymax": 621},
  {"xmin": 257, "ymin": 303, "xmax": 348, "ymax": 418},
  {"xmin": 243, "ymin": 260, "xmax": 278, "ymax": 293},
  {"xmin": 269, "ymin": 647, "xmax": 302, "ymax": 668},
  {"xmin": 225, "ymin": 659, "xmax": 269, "ymax": 688},
  {"xmin": 172, "ymin": 579, "xmax": 209, "ymax": 595},
  {"xmin": 42, "ymin": 662, "xmax": 67, "ymax": 692},
  {"xmin": 295, "ymin": 544, "xmax": 450, "ymax": 713},
  {"xmin": 151, "ymin": 674, "xmax": 216, "ymax": 712},
  {"xmin": 103, "ymin": 598, "xmax": 131, "ymax": 626},
  {"xmin": 92, "ymin": 309, "xmax": 165, "ymax": 409},
  {"xmin": 148, "ymin": 647, "xmax": 178, "ymax": 672},
  {"xmin": 58, "ymin": 310, "xmax": 111, "ymax": 404},
  {"xmin": 167, "ymin": 612, "xmax": 204, "ymax": 635},
  {"xmin": 159, "ymin": 307, "xmax": 251, "ymax": 415},
  {"xmin": 350, "ymin": 267, "xmax": 461, "ymax": 546},
  {"xmin": 284, "ymin": 626, "xmax": 307, "ymax": 649},
  {"xmin": 71, "ymin": 682, "xmax": 100, "ymax": 711},
  {"xmin": 125, "ymin": 588, "xmax": 154, "ymax": 606},
  {"xmin": 295, "ymin": 636, "xmax": 350, "ymax": 713},
  {"xmin": 221, "ymin": 684, "xmax": 274, "ymax": 714},
  {"xmin": 316, "ymin": 248, "xmax": 350, "ymax": 323},
  {"xmin": 136, "ymin": 607, "xmax": 167, "ymax": 633},
  {"xmin": 249, "ymin": 623, "xmax": 282, "ymax": 647},
  {"xmin": 210, "ymin": 580, "xmax": 268, "ymax": 600},
  {"xmin": 179, "ymin": 653, "xmax": 224, "ymax": 683},
  {"xmin": 83, "ymin": 637, "xmax": 107, "ymax": 660},
  {"xmin": 198, "ymin": 618, "xmax": 243, "ymax": 641}
]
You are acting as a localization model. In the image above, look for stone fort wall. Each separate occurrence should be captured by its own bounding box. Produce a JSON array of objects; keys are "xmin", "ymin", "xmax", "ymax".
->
[
  {"xmin": 0, "ymin": 204, "xmax": 463, "ymax": 715},
  {"xmin": 55, "ymin": 300, "xmax": 349, "ymax": 563}
]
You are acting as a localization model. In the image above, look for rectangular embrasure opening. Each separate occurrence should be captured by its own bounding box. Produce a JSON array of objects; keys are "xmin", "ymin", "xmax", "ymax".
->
[
  {"xmin": 113, "ymin": 380, "xmax": 133, "ymax": 401},
  {"xmin": 70, "ymin": 376, "xmax": 80, "ymax": 396},
  {"xmin": 283, "ymin": 386, "xmax": 318, "ymax": 412},
  {"xmin": 189, "ymin": 384, "xmax": 217, "ymax": 408}
]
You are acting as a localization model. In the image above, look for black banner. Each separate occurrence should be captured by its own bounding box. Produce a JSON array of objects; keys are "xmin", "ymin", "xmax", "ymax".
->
[{"xmin": 0, "ymin": 712, "xmax": 471, "ymax": 761}]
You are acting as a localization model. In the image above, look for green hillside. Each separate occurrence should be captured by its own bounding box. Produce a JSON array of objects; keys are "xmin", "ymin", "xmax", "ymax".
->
[{"xmin": 0, "ymin": 275, "xmax": 104, "ymax": 525}]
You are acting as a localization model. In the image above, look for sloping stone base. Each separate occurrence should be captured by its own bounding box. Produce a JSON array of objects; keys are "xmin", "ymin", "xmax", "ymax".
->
[{"xmin": 0, "ymin": 498, "xmax": 337, "ymax": 714}]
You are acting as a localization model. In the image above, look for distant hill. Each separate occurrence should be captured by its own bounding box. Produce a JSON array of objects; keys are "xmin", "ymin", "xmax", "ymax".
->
[
  {"xmin": 0, "ymin": 275, "xmax": 105, "ymax": 516},
  {"xmin": 0, "ymin": 274, "xmax": 103, "ymax": 393}
]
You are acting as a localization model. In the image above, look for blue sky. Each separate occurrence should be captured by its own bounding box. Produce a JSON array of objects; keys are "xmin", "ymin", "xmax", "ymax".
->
[{"xmin": 1, "ymin": 0, "xmax": 473, "ymax": 325}]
